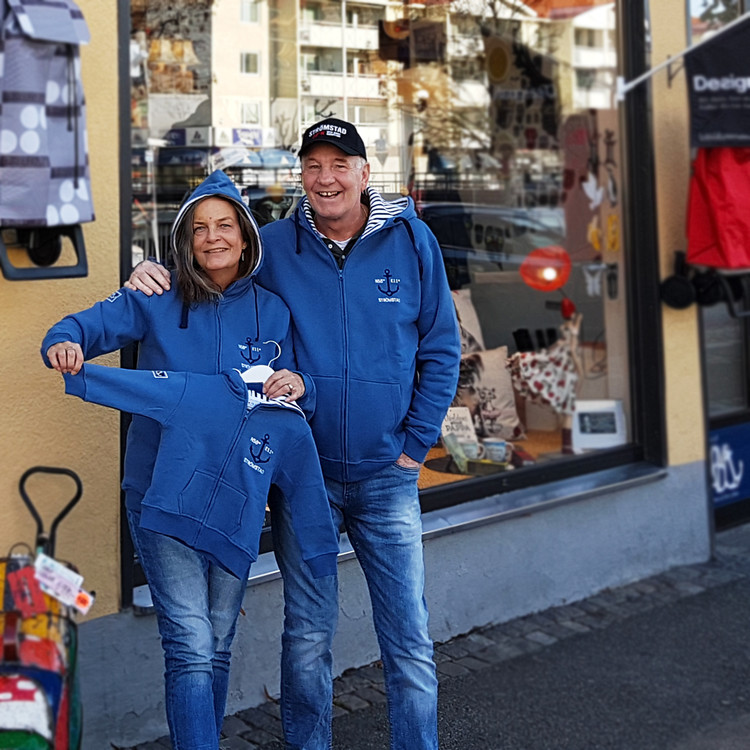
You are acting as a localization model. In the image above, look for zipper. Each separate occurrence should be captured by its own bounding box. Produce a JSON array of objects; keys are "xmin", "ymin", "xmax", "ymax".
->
[
  {"xmin": 338, "ymin": 264, "xmax": 349, "ymax": 481},
  {"xmin": 215, "ymin": 298, "xmax": 223, "ymax": 373}
]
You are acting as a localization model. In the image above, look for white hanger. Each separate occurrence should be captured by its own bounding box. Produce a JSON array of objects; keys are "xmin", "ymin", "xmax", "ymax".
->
[{"xmin": 237, "ymin": 364, "xmax": 274, "ymax": 384}]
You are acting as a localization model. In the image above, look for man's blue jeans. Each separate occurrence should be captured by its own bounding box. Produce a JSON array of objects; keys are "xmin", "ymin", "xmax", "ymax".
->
[
  {"xmin": 127, "ymin": 509, "xmax": 248, "ymax": 750},
  {"xmin": 270, "ymin": 462, "xmax": 438, "ymax": 750}
]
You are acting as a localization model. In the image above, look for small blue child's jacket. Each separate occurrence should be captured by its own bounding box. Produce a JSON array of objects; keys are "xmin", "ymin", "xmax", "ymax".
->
[{"xmin": 63, "ymin": 363, "xmax": 339, "ymax": 580}]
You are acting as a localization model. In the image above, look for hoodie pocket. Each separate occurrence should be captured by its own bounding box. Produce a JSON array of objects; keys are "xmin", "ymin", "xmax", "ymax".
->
[
  {"xmin": 178, "ymin": 470, "xmax": 217, "ymax": 519},
  {"xmin": 347, "ymin": 378, "xmax": 403, "ymax": 461}
]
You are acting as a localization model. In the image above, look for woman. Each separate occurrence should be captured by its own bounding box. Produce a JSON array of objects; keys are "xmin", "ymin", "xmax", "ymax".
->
[{"xmin": 42, "ymin": 170, "xmax": 312, "ymax": 750}]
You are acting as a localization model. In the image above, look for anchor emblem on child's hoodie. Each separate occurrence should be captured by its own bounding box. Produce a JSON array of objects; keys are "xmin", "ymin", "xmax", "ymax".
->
[{"xmin": 249, "ymin": 433, "xmax": 273, "ymax": 464}]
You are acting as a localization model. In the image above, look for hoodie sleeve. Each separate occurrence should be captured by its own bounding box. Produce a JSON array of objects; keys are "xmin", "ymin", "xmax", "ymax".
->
[
  {"xmin": 401, "ymin": 220, "xmax": 461, "ymax": 463},
  {"xmin": 41, "ymin": 288, "xmax": 153, "ymax": 367},
  {"xmin": 62, "ymin": 363, "xmax": 187, "ymax": 426},
  {"xmin": 274, "ymin": 429, "xmax": 339, "ymax": 578}
]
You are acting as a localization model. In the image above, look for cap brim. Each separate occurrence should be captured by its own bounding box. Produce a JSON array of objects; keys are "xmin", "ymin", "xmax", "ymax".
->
[{"xmin": 299, "ymin": 137, "xmax": 363, "ymax": 158}]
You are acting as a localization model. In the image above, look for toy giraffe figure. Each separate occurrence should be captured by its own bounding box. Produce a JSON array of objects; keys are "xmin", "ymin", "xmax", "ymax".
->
[{"xmin": 507, "ymin": 313, "xmax": 584, "ymax": 454}]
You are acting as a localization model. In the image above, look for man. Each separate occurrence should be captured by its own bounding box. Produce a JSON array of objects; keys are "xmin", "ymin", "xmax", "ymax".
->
[{"xmin": 128, "ymin": 118, "xmax": 461, "ymax": 750}]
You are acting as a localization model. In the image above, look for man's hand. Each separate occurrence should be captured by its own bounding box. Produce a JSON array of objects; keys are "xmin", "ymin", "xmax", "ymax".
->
[
  {"xmin": 125, "ymin": 260, "xmax": 172, "ymax": 296},
  {"xmin": 396, "ymin": 453, "xmax": 421, "ymax": 470}
]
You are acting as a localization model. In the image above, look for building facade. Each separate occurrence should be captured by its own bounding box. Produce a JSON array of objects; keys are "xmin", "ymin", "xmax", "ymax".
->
[{"xmin": 1, "ymin": 0, "xmax": 743, "ymax": 746}]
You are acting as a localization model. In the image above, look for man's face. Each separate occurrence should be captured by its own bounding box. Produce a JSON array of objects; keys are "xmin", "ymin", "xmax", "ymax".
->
[{"xmin": 301, "ymin": 143, "xmax": 370, "ymax": 224}]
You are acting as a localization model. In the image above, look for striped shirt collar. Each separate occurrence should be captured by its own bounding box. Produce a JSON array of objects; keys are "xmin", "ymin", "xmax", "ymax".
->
[{"xmin": 301, "ymin": 186, "xmax": 410, "ymax": 242}]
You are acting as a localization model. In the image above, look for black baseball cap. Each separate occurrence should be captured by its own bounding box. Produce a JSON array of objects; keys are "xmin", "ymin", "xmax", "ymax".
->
[{"xmin": 299, "ymin": 118, "xmax": 367, "ymax": 159}]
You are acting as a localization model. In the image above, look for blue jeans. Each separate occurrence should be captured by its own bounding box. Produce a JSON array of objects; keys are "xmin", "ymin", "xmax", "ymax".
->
[
  {"xmin": 271, "ymin": 463, "xmax": 438, "ymax": 750},
  {"xmin": 127, "ymin": 509, "xmax": 248, "ymax": 750}
]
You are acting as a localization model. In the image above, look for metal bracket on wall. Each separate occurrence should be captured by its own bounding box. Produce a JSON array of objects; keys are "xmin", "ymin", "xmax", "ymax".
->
[{"xmin": 0, "ymin": 224, "xmax": 88, "ymax": 280}]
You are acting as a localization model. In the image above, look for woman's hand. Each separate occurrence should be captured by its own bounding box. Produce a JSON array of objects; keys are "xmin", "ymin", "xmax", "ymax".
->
[
  {"xmin": 47, "ymin": 342, "xmax": 84, "ymax": 374},
  {"xmin": 264, "ymin": 369, "xmax": 306, "ymax": 402},
  {"xmin": 124, "ymin": 260, "xmax": 172, "ymax": 296}
]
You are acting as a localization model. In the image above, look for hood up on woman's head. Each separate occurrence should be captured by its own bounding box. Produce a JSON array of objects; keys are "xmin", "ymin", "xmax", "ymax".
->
[{"xmin": 170, "ymin": 170, "xmax": 263, "ymax": 278}]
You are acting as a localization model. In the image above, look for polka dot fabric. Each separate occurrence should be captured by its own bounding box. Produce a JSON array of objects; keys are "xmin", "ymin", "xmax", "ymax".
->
[{"xmin": 0, "ymin": 0, "xmax": 93, "ymax": 228}]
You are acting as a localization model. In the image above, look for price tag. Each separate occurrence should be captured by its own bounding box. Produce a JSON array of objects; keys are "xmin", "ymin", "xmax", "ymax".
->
[{"xmin": 34, "ymin": 553, "xmax": 83, "ymax": 607}]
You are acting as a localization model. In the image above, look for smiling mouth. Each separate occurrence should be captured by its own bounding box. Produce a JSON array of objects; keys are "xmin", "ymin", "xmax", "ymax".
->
[{"xmin": 317, "ymin": 191, "xmax": 341, "ymax": 198}]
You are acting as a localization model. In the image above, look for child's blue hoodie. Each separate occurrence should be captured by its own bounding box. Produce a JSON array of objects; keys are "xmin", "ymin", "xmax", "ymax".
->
[
  {"xmin": 41, "ymin": 171, "xmax": 314, "ymax": 511},
  {"xmin": 63, "ymin": 363, "xmax": 338, "ymax": 580}
]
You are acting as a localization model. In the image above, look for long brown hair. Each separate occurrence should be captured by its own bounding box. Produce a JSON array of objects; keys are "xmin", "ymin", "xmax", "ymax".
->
[{"xmin": 172, "ymin": 196, "xmax": 260, "ymax": 304}]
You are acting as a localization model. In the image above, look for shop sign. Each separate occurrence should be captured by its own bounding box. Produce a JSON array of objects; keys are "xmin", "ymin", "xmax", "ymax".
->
[
  {"xmin": 162, "ymin": 127, "xmax": 212, "ymax": 148},
  {"xmin": 709, "ymin": 422, "xmax": 750, "ymax": 507},
  {"xmin": 232, "ymin": 128, "xmax": 263, "ymax": 147},
  {"xmin": 685, "ymin": 15, "xmax": 750, "ymax": 147}
]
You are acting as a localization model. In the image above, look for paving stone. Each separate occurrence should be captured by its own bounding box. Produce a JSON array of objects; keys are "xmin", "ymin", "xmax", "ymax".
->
[
  {"xmin": 332, "ymin": 704, "xmax": 349, "ymax": 719},
  {"xmin": 354, "ymin": 665, "xmax": 385, "ymax": 684},
  {"xmin": 558, "ymin": 619, "xmax": 592, "ymax": 635},
  {"xmin": 334, "ymin": 692, "xmax": 371, "ymax": 712},
  {"xmin": 525, "ymin": 630, "xmax": 558, "ymax": 647},
  {"xmin": 435, "ymin": 640, "xmax": 471, "ymax": 659},
  {"xmin": 463, "ymin": 632, "xmax": 497, "ymax": 651},
  {"xmin": 475, "ymin": 643, "xmax": 525, "ymax": 663},
  {"xmin": 240, "ymin": 727, "xmax": 279, "ymax": 745},
  {"xmin": 258, "ymin": 701, "xmax": 281, "ymax": 720},
  {"xmin": 354, "ymin": 687, "xmax": 388, "ymax": 705},
  {"xmin": 454, "ymin": 655, "xmax": 491, "ymax": 672},
  {"xmin": 436, "ymin": 660, "xmax": 471, "ymax": 678},
  {"xmin": 222, "ymin": 714, "xmax": 251, "ymax": 737},
  {"xmin": 235, "ymin": 706, "xmax": 281, "ymax": 734},
  {"xmin": 219, "ymin": 736, "xmax": 259, "ymax": 749},
  {"xmin": 432, "ymin": 648, "xmax": 452, "ymax": 664}
]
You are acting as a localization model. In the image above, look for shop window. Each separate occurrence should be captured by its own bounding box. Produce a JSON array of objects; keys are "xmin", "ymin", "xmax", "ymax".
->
[{"xmin": 128, "ymin": 0, "xmax": 632, "ymax": 517}]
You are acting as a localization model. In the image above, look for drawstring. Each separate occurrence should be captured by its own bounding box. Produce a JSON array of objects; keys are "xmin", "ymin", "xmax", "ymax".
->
[
  {"xmin": 394, "ymin": 217, "xmax": 423, "ymax": 280},
  {"xmin": 179, "ymin": 302, "xmax": 189, "ymax": 329},
  {"xmin": 253, "ymin": 281, "xmax": 260, "ymax": 342},
  {"xmin": 294, "ymin": 207, "xmax": 303, "ymax": 254}
]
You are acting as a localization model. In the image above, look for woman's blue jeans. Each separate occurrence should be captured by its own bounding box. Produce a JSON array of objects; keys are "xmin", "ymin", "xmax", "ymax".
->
[
  {"xmin": 270, "ymin": 462, "xmax": 438, "ymax": 750},
  {"xmin": 127, "ymin": 509, "xmax": 248, "ymax": 750}
]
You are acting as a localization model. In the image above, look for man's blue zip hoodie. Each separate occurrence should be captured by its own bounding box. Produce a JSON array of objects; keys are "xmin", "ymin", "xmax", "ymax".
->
[
  {"xmin": 62, "ymin": 364, "xmax": 338, "ymax": 580},
  {"xmin": 258, "ymin": 187, "xmax": 461, "ymax": 483},
  {"xmin": 41, "ymin": 170, "xmax": 315, "ymax": 510}
]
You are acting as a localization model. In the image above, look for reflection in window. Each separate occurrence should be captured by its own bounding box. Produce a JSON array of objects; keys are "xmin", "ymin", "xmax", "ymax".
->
[
  {"xmin": 240, "ymin": 52, "xmax": 260, "ymax": 75},
  {"xmin": 130, "ymin": 0, "xmax": 630, "ymax": 491}
]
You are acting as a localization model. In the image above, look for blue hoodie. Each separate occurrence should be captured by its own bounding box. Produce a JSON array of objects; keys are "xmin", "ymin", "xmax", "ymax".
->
[
  {"xmin": 258, "ymin": 187, "xmax": 461, "ymax": 483},
  {"xmin": 63, "ymin": 364, "xmax": 338, "ymax": 579},
  {"xmin": 42, "ymin": 170, "xmax": 314, "ymax": 510}
]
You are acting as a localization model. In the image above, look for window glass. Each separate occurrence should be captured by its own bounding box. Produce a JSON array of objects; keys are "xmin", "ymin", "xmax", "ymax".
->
[{"xmin": 130, "ymin": 0, "xmax": 630, "ymax": 491}]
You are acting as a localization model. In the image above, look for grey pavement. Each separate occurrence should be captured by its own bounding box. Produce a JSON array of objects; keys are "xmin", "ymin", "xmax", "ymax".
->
[{"xmin": 123, "ymin": 522, "xmax": 750, "ymax": 750}]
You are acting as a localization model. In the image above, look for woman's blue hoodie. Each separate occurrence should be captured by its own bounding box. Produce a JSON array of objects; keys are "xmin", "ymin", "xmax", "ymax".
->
[
  {"xmin": 258, "ymin": 188, "xmax": 461, "ymax": 483},
  {"xmin": 41, "ymin": 170, "xmax": 314, "ymax": 510}
]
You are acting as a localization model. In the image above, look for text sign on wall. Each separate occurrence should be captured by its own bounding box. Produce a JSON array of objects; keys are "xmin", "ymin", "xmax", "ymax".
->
[{"xmin": 709, "ymin": 422, "xmax": 750, "ymax": 507}]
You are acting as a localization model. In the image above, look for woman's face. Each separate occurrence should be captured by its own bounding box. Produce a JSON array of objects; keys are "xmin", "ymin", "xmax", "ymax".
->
[{"xmin": 191, "ymin": 197, "xmax": 246, "ymax": 289}]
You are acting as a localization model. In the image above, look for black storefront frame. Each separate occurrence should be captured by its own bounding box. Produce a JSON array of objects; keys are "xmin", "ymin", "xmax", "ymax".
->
[{"xmin": 116, "ymin": 0, "xmax": 666, "ymax": 608}]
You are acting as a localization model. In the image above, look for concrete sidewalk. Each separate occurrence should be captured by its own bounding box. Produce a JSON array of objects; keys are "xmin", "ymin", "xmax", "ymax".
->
[{"xmin": 125, "ymin": 522, "xmax": 750, "ymax": 750}]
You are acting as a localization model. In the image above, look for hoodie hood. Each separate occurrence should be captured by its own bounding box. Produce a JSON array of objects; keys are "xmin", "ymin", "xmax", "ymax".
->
[{"xmin": 170, "ymin": 170, "xmax": 263, "ymax": 277}]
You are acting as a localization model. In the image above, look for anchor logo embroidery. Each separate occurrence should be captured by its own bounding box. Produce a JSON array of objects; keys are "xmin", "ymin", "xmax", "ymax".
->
[
  {"xmin": 239, "ymin": 338, "xmax": 263, "ymax": 365},
  {"xmin": 375, "ymin": 269, "xmax": 401, "ymax": 302},
  {"xmin": 249, "ymin": 433, "xmax": 273, "ymax": 464}
]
